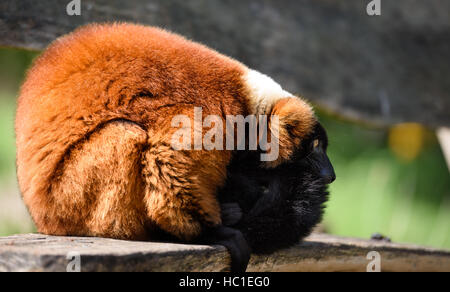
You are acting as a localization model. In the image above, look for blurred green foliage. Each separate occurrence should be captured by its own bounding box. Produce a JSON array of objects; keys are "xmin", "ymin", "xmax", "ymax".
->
[
  {"xmin": 0, "ymin": 96, "xmax": 16, "ymax": 176},
  {"xmin": 0, "ymin": 48, "xmax": 38, "ymax": 176},
  {"xmin": 0, "ymin": 48, "xmax": 448, "ymax": 249},
  {"xmin": 320, "ymin": 112, "xmax": 450, "ymax": 249},
  {"xmin": 0, "ymin": 48, "xmax": 38, "ymax": 235}
]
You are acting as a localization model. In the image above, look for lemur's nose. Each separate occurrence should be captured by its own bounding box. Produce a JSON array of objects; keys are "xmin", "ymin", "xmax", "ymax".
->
[{"xmin": 320, "ymin": 169, "xmax": 336, "ymax": 184}]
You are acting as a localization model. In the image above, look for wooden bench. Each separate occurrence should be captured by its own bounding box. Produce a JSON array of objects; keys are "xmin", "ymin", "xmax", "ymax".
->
[{"xmin": 1, "ymin": 233, "xmax": 449, "ymax": 272}]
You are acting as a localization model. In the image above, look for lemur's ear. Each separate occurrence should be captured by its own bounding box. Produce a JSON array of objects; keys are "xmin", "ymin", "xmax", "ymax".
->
[{"xmin": 266, "ymin": 97, "xmax": 316, "ymax": 167}]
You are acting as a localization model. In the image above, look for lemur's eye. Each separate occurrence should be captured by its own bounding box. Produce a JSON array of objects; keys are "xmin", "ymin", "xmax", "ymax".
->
[{"xmin": 313, "ymin": 139, "xmax": 319, "ymax": 148}]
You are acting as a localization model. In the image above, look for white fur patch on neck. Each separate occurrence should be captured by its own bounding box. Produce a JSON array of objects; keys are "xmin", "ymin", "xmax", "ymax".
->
[{"xmin": 243, "ymin": 69, "xmax": 293, "ymax": 115}]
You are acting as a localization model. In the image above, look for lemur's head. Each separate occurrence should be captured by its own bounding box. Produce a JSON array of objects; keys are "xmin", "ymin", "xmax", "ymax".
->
[
  {"xmin": 293, "ymin": 122, "xmax": 335, "ymax": 184},
  {"xmin": 271, "ymin": 99, "xmax": 335, "ymax": 184},
  {"xmin": 243, "ymin": 69, "xmax": 335, "ymax": 183}
]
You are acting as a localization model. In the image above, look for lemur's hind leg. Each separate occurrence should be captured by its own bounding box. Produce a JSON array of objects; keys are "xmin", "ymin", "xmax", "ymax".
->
[
  {"xmin": 141, "ymin": 131, "xmax": 250, "ymax": 272},
  {"xmin": 46, "ymin": 120, "xmax": 150, "ymax": 240}
]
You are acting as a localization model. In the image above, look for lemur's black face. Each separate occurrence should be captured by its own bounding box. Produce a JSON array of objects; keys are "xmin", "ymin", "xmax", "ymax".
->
[{"xmin": 292, "ymin": 122, "xmax": 336, "ymax": 184}]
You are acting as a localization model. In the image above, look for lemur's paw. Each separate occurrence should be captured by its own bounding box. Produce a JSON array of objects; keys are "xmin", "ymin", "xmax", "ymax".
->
[{"xmin": 202, "ymin": 225, "xmax": 251, "ymax": 273}]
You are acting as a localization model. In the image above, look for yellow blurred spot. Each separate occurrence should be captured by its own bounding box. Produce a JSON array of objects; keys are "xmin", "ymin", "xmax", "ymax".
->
[{"xmin": 388, "ymin": 123, "xmax": 426, "ymax": 162}]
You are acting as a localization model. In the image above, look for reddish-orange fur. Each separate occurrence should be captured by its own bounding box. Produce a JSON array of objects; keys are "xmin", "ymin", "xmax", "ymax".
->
[
  {"xmin": 267, "ymin": 98, "xmax": 316, "ymax": 168},
  {"xmin": 16, "ymin": 23, "xmax": 315, "ymax": 241}
]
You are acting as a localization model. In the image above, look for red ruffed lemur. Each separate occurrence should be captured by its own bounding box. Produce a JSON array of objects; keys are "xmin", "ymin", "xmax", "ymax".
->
[{"xmin": 15, "ymin": 23, "xmax": 335, "ymax": 272}]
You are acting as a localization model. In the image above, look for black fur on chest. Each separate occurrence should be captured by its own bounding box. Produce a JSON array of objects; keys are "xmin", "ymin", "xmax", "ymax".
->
[{"xmin": 218, "ymin": 151, "xmax": 330, "ymax": 254}]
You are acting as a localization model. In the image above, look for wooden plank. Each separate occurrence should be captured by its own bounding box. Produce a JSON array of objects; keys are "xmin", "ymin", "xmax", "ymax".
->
[
  {"xmin": 0, "ymin": 233, "xmax": 449, "ymax": 272},
  {"xmin": 0, "ymin": 0, "xmax": 449, "ymax": 128}
]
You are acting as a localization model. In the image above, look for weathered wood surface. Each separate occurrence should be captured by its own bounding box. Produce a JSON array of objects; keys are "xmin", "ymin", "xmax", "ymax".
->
[
  {"xmin": 1, "ymin": 0, "xmax": 449, "ymax": 128},
  {"xmin": 0, "ymin": 233, "xmax": 449, "ymax": 272}
]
